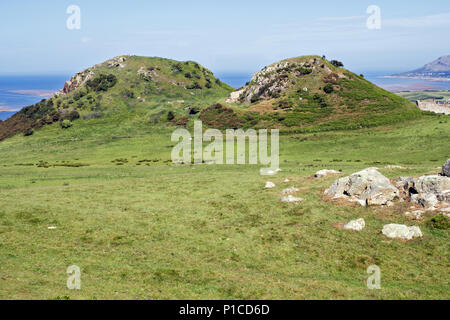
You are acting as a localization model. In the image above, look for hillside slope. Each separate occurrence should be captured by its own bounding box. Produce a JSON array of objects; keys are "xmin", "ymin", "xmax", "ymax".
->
[
  {"xmin": 0, "ymin": 56, "xmax": 233, "ymax": 141},
  {"xmin": 213, "ymin": 56, "xmax": 421, "ymax": 131}
]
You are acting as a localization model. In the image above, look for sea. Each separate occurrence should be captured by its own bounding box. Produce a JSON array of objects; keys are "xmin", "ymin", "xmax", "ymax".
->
[
  {"xmin": 0, "ymin": 75, "xmax": 69, "ymax": 121},
  {"xmin": 1, "ymin": 72, "xmax": 450, "ymax": 121}
]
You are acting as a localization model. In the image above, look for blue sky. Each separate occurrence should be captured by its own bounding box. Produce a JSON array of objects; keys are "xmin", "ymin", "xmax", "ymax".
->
[{"xmin": 1, "ymin": 0, "xmax": 450, "ymax": 75}]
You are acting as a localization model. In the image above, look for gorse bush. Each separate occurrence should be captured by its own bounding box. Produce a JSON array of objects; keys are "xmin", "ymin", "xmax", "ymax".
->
[
  {"xmin": 86, "ymin": 74, "xmax": 117, "ymax": 92},
  {"xmin": 60, "ymin": 120, "xmax": 73, "ymax": 129}
]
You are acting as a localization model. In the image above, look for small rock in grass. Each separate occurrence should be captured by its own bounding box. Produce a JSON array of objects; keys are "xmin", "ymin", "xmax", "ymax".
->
[
  {"xmin": 405, "ymin": 210, "xmax": 424, "ymax": 220},
  {"xmin": 382, "ymin": 224, "xmax": 423, "ymax": 240},
  {"xmin": 344, "ymin": 218, "xmax": 365, "ymax": 231},
  {"xmin": 281, "ymin": 187, "xmax": 300, "ymax": 195},
  {"xmin": 314, "ymin": 169, "xmax": 340, "ymax": 178},
  {"xmin": 281, "ymin": 195, "xmax": 304, "ymax": 203},
  {"xmin": 265, "ymin": 181, "xmax": 276, "ymax": 189},
  {"xmin": 48, "ymin": 227, "xmax": 57, "ymax": 230}
]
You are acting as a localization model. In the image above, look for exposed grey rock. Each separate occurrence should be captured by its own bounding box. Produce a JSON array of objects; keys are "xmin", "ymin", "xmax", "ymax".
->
[
  {"xmin": 325, "ymin": 168, "xmax": 399, "ymax": 206},
  {"xmin": 382, "ymin": 224, "xmax": 423, "ymax": 240},
  {"xmin": 443, "ymin": 159, "xmax": 450, "ymax": 177},
  {"xmin": 281, "ymin": 195, "xmax": 304, "ymax": 203},
  {"xmin": 417, "ymin": 193, "xmax": 439, "ymax": 209},
  {"xmin": 344, "ymin": 218, "xmax": 365, "ymax": 231}
]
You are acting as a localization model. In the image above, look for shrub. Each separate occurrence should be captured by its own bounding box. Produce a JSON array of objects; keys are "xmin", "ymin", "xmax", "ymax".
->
[
  {"xmin": 184, "ymin": 72, "xmax": 192, "ymax": 79},
  {"xmin": 86, "ymin": 74, "xmax": 117, "ymax": 92},
  {"xmin": 69, "ymin": 110, "xmax": 80, "ymax": 121},
  {"xmin": 330, "ymin": 60, "xmax": 344, "ymax": 67},
  {"xmin": 428, "ymin": 214, "xmax": 450, "ymax": 230},
  {"xmin": 296, "ymin": 67, "xmax": 312, "ymax": 75},
  {"xmin": 61, "ymin": 120, "xmax": 73, "ymax": 129},
  {"xmin": 187, "ymin": 82, "xmax": 202, "ymax": 90},
  {"xmin": 167, "ymin": 111, "xmax": 175, "ymax": 121},
  {"xmin": 323, "ymin": 83, "xmax": 334, "ymax": 94},
  {"xmin": 24, "ymin": 128, "xmax": 34, "ymax": 136}
]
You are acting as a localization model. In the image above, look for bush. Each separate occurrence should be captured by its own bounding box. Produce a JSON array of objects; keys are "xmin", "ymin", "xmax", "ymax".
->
[
  {"xmin": 296, "ymin": 67, "xmax": 312, "ymax": 75},
  {"xmin": 167, "ymin": 111, "xmax": 175, "ymax": 121},
  {"xmin": 86, "ymin": 74, "xmax": 117, "ymax": 92},
  {"xmin": 187, "ymin": 82, "xmax": 202, "ymax": 90},
  {"xmin": 330, "ymin": 60, "xmax": 344, "ymax": 67},
  {"xmin": 24, "ymin": 128, "xmax": 34, "ymax": 136},
  {"xmin": 428, "ymin": 214, "xmax": 450, "ymax": 230},
  {"xmin": 323, "ymin": 83, "xmax": 334, "ymax": 94},
  {"xmin": 61, "ymin": 120, "xmax": 73, "ymax": 129},
  {"xmin": 69, "ymin": 110, "xmax": 80, "ymax": 121}
]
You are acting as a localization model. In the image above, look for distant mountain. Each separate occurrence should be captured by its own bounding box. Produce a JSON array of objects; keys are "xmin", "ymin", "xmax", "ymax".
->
[{"xmin": 391, "ymin": 55, "xmax": 450, "ymax": 80}]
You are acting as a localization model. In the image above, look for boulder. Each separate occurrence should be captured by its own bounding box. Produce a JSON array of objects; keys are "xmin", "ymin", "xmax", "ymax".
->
[
  {"xmin": 344, "ymin": 218, "xmax": 365, "ymax": 231},
  {"xmin": 325, "ymin": 168, "xmax": 399, "ymax": 206},
  {"xmin": 314, "ymin": 169, "xmax": 340, "ymax": 178},
  {"xmin": 382, "ymin": 224, "xmax": 423, "ymax": 240},
  {"xmin": 443, "ymin": 159, "xmax": 450, "ymax": 177},
  {"xmin": 417, "ymin": 193, "xmax": 439, "ymax": 209},
  {"xmin": 414, "ymin": 175, "xmax": 450, "ymax": 197},
  {"xmin": 265, "ymin": 181, "xmax": 276, "ymax": 189},
  {"xmin": 281, "ymin": 195, "xmax": 304, "ymax": 203}
]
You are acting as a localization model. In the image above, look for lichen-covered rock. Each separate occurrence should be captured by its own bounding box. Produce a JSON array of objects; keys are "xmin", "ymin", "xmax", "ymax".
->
[
  {"xmin": 382, "ymin": 224, "xmax": 423, "ymax": 240},
  {"xmin": 442, "ymin": 159, "xmax": 450, "ymax": 177},
  {"xmin": 344, "ymin": 218, "xmax": 365, "ymax": 231},
  {"xmin": 325, "ymin": 168, "xmax": 399, "ymax": 206}
]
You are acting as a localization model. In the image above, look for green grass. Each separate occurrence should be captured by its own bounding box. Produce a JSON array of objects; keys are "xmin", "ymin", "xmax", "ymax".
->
[
  {"xmin": 0, "ymin": 113, "xmax": 449, "ymax": 300},
  {"xmin": 397, "ymin": 90, "xmax": 450, "ymax": 102}
]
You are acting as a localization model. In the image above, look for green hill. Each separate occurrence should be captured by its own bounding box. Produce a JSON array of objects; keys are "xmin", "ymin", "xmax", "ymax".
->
[
  {"xmin": 218, "ymin": 55, "xmax": 422, "ymax": 131},
  {"xmin": 0, "ymin": 56, "xmax": 233, "ymax": 141},
  {"xmin": 0, "ymin": 55, "xmax": 423, "ymax": 141}
]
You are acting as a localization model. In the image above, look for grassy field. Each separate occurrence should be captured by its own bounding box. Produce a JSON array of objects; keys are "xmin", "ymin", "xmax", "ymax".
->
[
  {"xmin": 0, "ymin": 113, "xmax": 449, "ymax": 300},
  {"xmin": 397, "ymin": 90, "xmax": 450, "ymax": 102}
]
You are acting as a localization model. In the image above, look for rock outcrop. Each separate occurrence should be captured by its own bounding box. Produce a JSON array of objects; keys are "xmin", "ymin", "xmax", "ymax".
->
[
  {"xmin": 397, "ymin": 173, "xmax": 450, "ymax": 210},
  {"xmin": 325, "ymin": 168, "xmax": 399, "ymax": 206},
  {"xmin": 443, "ymin": 159, "xmax": 450, "ymax": 177}
]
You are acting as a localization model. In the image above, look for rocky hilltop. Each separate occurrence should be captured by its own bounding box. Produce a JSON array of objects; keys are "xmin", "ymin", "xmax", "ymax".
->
[
  {"xmin": 220, "ymin": 56, "xmax": 420, "ymax": 130},
  {"xmin": 391, "ymin": 55, "xmax": 450, "ymax": 80},
  {"xmin": 0, "ymin": 56, "xmax": 233, "ymax": 141}
]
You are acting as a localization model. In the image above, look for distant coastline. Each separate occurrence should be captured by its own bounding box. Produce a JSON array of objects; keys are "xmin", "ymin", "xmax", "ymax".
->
[
  {"xmin": 383, "ymin": 75, "xmax": 450, "ymax": 82},
  {"xmin": 8, "ymin": 89, "xmax": 55, "ymax": 97}
]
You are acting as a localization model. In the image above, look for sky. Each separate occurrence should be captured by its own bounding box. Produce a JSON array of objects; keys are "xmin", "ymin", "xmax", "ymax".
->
[{"xmin": 1, "ymin": 0, "xmax": 450, "ymax": 76}]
